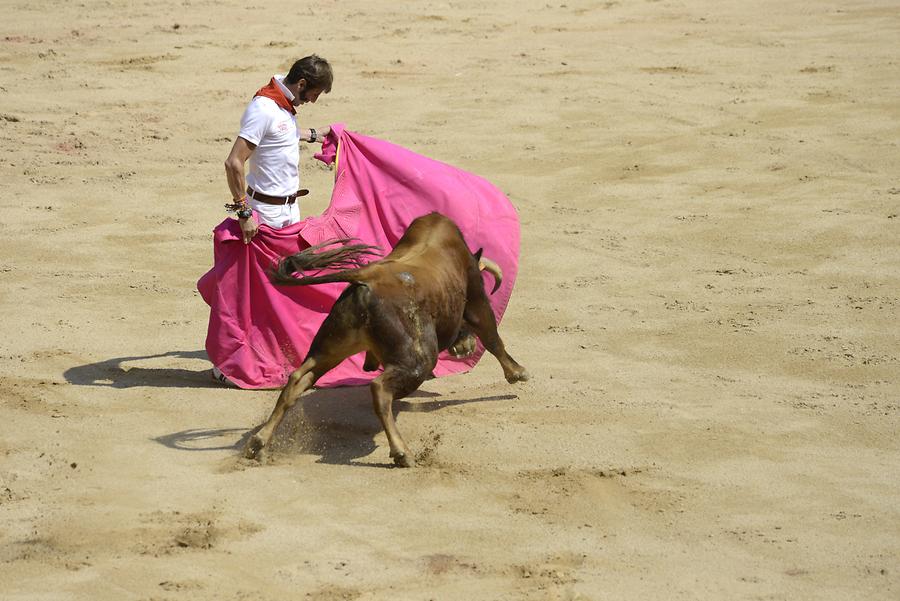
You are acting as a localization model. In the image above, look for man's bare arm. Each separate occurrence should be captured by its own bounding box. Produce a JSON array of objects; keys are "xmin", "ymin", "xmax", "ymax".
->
[
  {"xmin": 224, "ymin": 136, "xmax": 256, "ymax": 200},
  {"xmin": 224, "ymin": 136, "xmax": 259, "ymax": 244}
]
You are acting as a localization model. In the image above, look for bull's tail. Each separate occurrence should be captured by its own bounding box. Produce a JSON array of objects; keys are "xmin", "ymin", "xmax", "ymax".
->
[{"xmin": 269, "ymin": 239, "xmax": 382, "ymax": 287}]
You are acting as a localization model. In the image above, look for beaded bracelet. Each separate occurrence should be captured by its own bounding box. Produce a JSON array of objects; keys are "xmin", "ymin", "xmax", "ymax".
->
[{"xmin": 224, "ymin": 195, "xmax": 249, "ymax": 213}]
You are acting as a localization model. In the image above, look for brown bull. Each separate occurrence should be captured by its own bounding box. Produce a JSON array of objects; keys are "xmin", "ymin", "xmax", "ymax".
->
[{"xmin": 242, "ymin": 212, "xmax": 529, "ymax": 466}]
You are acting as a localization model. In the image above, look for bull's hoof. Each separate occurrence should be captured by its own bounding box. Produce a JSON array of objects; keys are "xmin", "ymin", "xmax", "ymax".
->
[
  {"xmin": 391, "ymin": 452, "xmax": 415, "ymax": 468},
  {"xmin": 449, "ymin": 334, "xmax": 477, "ymax": 358},
  {"xmin": 506, "ymin": 368, "xmax": 530, "ymax": 383},
  {"xmin": 242, "ymin": 435, "xmax": 265, "ymax": 460}
]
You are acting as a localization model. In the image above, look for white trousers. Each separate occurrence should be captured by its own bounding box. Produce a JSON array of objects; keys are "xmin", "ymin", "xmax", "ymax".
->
[{"xmin": 249, "ymin": 198, "xmax": 301, "ymax": 229}]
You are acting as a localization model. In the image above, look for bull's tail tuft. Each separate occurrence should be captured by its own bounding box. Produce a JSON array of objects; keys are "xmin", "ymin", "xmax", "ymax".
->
[{"xmin": 269, "ymin": 239, "xmax": 382, "ymax": 286}]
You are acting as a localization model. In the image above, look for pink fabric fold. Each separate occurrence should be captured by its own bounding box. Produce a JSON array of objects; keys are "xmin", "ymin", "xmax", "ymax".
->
[{"xmin": 198, "ymin": 124, "xmax": 520, "ymax": 388}]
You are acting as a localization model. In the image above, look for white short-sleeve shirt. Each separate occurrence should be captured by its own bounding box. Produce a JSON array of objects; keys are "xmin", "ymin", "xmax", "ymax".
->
[{"xmin": 238, "ymin": 77, "xmax": 301, "ymax": 198}]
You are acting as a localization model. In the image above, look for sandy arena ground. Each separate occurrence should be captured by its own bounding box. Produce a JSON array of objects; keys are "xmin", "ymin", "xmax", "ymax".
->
[{"xmin": 1, "ymin": 1, "xmax": 899, "ymax": 599}]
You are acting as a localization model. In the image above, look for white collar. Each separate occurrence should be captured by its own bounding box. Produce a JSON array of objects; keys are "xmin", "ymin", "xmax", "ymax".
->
[{"xmin": 274, "ymin": 75, "xmax": 294, "ymax": 102}]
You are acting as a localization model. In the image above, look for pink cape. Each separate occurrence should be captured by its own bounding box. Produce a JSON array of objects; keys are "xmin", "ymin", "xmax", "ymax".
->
[{"xmin": 197, "ymin": 124, "xmax": 520, "ymax": 389}]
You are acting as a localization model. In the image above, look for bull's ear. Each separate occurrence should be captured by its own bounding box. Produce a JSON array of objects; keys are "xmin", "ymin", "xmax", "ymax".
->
[{"xmin": 473, "ymin": 248, "xmax": 483, "ymax": 261}]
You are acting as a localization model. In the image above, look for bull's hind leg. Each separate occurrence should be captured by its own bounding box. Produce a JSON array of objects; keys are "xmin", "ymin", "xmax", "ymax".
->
[
  {"xmin": 242, "ymin": 358, "xmax": 321, "ymax": 460},
  {"xmin": 463, "ymin": 289, "xmax": 529, "ymax": 383},
  {"xmin": 370, "ymin": 365, "xmax": 425, "ymax": 467},
  {"xmin": 243, "ymin": 299, "xmax": 366, "ymax": 460}
]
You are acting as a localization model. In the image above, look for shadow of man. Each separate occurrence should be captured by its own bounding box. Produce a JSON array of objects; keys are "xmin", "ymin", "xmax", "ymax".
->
[{"xmin": 64, "ymin": 349, "xmax": 217, "ymax": 389}]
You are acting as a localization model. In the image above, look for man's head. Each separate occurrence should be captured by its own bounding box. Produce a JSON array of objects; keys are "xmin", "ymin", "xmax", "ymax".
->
[{"xmin": 284, "ymin": 55, "xmax": 333, "ymax": 106}]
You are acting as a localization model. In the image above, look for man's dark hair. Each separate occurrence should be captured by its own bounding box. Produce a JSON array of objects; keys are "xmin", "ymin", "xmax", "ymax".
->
[{"xmin": 285, "ymin": 55, "xmax": 333, "ymax": 93}]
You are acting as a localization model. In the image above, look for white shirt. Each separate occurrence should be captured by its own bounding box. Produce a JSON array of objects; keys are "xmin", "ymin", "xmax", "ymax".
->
[{"xmin": 238, "ymin": 75, "xmax": 301, "ymax": 198}]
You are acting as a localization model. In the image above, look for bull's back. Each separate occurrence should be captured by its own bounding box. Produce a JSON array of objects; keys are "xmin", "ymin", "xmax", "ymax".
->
[
  {"xmin": 374, "ymin": 213, "xmax": 472, "ymax": 280},
  {"xmin": 389, "ymin": 213, "xmax": 469, "ymax": 259},
  {"xmin": 359, "ymin": 213, "xmax": 473, "ymax": 343}
]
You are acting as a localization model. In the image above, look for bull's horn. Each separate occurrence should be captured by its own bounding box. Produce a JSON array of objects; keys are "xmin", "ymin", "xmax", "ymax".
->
[{"xmin": 478, "ymin": 257, "xmax": 503, "ymax": 294}]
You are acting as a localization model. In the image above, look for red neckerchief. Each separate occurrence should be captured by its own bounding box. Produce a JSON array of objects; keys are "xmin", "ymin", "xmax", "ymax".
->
[{"xmin": 253, "ymin": 77, "xmax": 296, "ymax": 115}]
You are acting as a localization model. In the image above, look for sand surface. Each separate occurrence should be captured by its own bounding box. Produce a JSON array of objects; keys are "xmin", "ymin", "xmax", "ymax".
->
[{"xmin": 1, "ymin": 1, "xmax": 899, "ymax": 599}]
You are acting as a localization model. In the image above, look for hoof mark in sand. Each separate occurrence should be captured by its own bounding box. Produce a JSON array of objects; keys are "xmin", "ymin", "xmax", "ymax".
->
[
  {"xmin": 100, "ymin": 54, "xmax": 180, "ymax": 70},
  {"xmin": 132, "ymin": 511, "xmax": 262, "ymax": 556},
  {"xmin": 422, "ymin": 553, "xmax": 478, "ymax": 575}
]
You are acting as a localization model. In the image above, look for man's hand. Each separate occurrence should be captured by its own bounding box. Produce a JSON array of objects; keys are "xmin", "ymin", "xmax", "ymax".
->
[
  {"xmin": 239, "ymin": 215, "xmax": 259, "ymax": 244},
  {"xmin": 307, "ymin": 125, "xmax": 331, "ymax": 143}
]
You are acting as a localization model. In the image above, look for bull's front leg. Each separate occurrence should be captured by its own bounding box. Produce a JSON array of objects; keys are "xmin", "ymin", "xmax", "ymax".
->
[
  {"xmin": 464, "ymin": 299, "xmax": 529, "ymax": 383},
  {"xmin": 369, "ymin": 366, "xmax": 422, "ymax": 467},
  {"xmin": 448, "ymin": 324, "xmax": 477, "ymax": 358}
]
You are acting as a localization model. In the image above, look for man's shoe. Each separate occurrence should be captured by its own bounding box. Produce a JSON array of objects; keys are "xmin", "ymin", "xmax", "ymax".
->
[{"xmin": 211, "ymin": 366, "xmax": 238, "ymax": 388}]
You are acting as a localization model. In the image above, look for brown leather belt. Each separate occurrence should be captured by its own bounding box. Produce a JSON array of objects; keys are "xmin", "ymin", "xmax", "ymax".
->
[{"xmin": 246, "ymin": 186, "xmax": 309, "ymax": 205}]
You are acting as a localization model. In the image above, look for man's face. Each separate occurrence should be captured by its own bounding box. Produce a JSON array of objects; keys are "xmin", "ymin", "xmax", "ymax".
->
[{"xmin": 293, "ymin": 81, "xmax": 325, "ymax": 106}]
